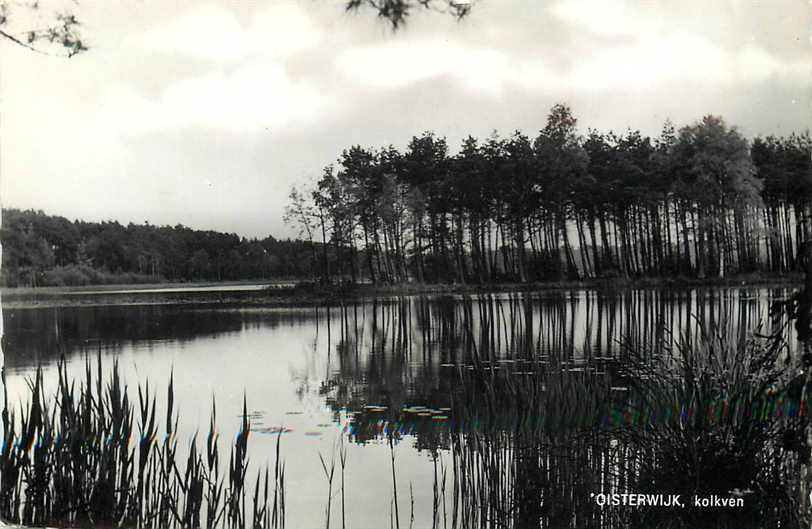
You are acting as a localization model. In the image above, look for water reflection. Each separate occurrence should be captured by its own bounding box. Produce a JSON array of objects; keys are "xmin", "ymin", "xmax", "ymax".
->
[
  {"xmin": 1, "ymin": 287, "xmax": 804, "ymax": 528},
  {"xmin": 315, "ymin": 289, "xmax": 803, "ymax": 528},
  {"xmin": 320, "ymin": 289, "xmax": 797, "ymax": 441},
  {"xmin": 3, "ymin": 305, "xmax": 317, "ymax": 369}
]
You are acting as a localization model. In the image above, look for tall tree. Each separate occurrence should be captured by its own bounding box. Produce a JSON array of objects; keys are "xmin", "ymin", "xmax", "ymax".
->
[
  {"xmin": 672, "ymin": 116, "xmax": 762, "ymax": 278},
  {"xmin": 534, "ymin": 104, "xmax": 588, "ymax": 280}
]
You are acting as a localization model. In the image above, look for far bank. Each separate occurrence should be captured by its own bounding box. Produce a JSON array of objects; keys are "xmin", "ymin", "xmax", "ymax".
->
[{"xmin": 0, "ymin": 273, "xmax": 804, "ymax": 309}]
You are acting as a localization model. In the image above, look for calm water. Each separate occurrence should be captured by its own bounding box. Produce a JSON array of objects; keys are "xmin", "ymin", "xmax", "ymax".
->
[{"xmin": 0, "ymin": 287, "xmax": 801, "ymax": 528}]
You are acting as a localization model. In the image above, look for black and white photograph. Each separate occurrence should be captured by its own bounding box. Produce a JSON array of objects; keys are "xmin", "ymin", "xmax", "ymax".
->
[{"xmin": 0, "ymin": 1, "xmax": 811, "ymax": 527}]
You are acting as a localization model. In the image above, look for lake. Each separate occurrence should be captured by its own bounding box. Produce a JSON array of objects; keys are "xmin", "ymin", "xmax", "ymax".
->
[{"xmin": 1, "ymin": 286, "xmax": 804, "ymax": 528}]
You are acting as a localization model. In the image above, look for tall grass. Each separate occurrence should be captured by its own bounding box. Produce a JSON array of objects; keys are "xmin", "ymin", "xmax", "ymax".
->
[
  {"xmin": 436, "ymin": 321, "xmax": 809, "ymax": 528},
  {"xmin": 0, "ymin": 355, "xmax": 285, "ymax": 528},
  {"xmin": 615, "ymin": 324, "xmax": 807, "ymax": 528}
]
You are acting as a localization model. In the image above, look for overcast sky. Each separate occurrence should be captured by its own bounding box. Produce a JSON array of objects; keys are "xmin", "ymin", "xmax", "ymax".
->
[{"xmin": 1, "ymin": 0, "xmax": 809, "ymax": 239}]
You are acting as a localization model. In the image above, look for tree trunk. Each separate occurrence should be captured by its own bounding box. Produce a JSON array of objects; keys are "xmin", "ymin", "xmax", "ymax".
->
[
  {"xmin": 363, "ymin": 224, "xmax": 376, "ymax": 284},
  {"xmin": 320, "ymin": 215, "xmax": 330, "ymax": 284},
  {"xmin": 515, "ymin": 218, "xmax": 527, "ymax": 283}
]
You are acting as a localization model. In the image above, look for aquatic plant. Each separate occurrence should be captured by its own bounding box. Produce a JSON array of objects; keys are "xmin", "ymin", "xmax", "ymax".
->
[
  {"xmin": 429, "ymin": 314, "xmax": 808, "ymax": 528},
  {"xmin": 0, "ymin": 355, "xmax": 285, "ymax": 529},
  {"xmin": 615, "ymin": 324, "xmax": 807, "ymax": 528}
]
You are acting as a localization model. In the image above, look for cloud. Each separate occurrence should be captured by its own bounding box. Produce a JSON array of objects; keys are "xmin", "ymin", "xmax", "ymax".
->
[
  {"xmin": 106, "ymin": 65, "xmax": 330, "ymax": 136},
  {"xmin": 109, "ymin": 3, "xmax": 331, "ymax": 136},
  {"xmin": 335, "ymin": 39, "xmax": 515, "ymax": 95},
  {"xmin": 569, "ymin": 35, "xmax": 807, "ymax": 91},
  {"xmin": 2, "ymin": 0, "xmax": 809, "ymax": 239},
  {"xmin": 550, "ymin": 0, "xmax": 664, "ymax": 38},
  {"xmin": 132, "ymin": 3, "xmax": 322, "ymax": 62},
  {"xmin": 546, "ymin": 0, "xmax": 809, "ymax": 91},
  {"xmin": 335, "ymin": 27, "xmax": 809, "ymax": 99},
  {"xmin": 736, "ymin": 45, "xmax": 783, "ymax": 82}
]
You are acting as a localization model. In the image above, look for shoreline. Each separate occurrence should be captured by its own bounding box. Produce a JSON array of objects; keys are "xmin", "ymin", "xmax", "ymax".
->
[{"xmin": 0, "ymin": 273, "xmax": 803, "ymax": 310}]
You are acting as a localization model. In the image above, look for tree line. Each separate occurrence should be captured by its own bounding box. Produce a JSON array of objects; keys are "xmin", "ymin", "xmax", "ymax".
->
[
  {"xmin": 286, "ymin": 104, "xmax": 812, "ymax": 284},
  {"xmin": 0, "ymin": 209, "xmax": 321, "ymax": 287},
  {"xmin": 4, "ymin": 105, "xmax": 809, "ymax": 288}
]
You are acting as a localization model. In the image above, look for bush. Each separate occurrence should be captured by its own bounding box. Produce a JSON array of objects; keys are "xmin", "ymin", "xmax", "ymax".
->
[{"xmin": 41, "ymin": 265, "xmax": 160, "ymax": 286}]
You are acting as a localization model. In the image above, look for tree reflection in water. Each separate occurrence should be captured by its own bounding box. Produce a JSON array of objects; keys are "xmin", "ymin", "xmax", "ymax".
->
[{"xmin": 317, "ymin": 290, "xmax": 807, "ymax": 528}]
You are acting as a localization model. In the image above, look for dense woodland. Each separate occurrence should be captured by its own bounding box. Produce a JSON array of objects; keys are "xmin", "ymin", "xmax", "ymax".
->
[
  {"xmin": 2, "ymin": 105, "xmax": 810, "ymax": 288},
  {"xmin": 286, "ymin": 105, "xmax": 812, "ymax": 284},
  {"xmin": 0, "ymin": 209, "xmax": 320, "ymax": 287}
]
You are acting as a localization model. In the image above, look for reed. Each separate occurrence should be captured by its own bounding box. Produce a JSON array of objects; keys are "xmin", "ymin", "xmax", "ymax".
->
[
  {"xmin": 615, "ymin": 324, "xmax": 807, "ymax": 528},
  {"xmin": 317, "ymin": 446, "xmax": 336, "ymax": 529},
  {"xmin": 439, "ymin": 320, "xmax": 808, "ymax": 528},
  {"xmin": 0, "ymin": 354, "xmax": 284, "ymax": 529},
  {"xmin": 338, "ymin": 433, "xmax": 347, "ymax": 529}
]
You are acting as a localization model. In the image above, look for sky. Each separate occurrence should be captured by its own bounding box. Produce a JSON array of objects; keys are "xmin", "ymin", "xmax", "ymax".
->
[{"xmin": 1, "ymin": 0, "xmax": 809, "ymax": 239}]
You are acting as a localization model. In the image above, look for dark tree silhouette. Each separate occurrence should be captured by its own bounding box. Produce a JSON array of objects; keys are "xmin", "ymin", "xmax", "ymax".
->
[
  {"xmin": 0, "ymin": 1, "xmax": 85, "ymax": 56},
  {"xmin": 0, "ymin": 209, "xmax": 327, "ymax": 286},
  {"xmin": 287, "ymin": 105, "xmax": 811, "ymax": 286},
  {"xmin": 345, "ymin": 0, "xmax": 472, "ymax": 28}
]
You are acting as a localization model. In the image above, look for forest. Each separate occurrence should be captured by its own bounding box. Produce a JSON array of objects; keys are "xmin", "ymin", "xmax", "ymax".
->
[
  {"xmin": 0, "ymin": 209, "xmax": 320, "ymax": 287},
  {"xmin": 2, "ymin": 105, "xmax": 810, "ymax": 288},
  {"xmin": 286, "ymin": 105, "xmax": 812, "ymax": 284}
]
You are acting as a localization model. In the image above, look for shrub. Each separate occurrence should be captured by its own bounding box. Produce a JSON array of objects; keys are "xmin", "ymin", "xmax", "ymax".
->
[{"xmin": 40, "ymin": 265, "xmax": 160, "ymax": 286}]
